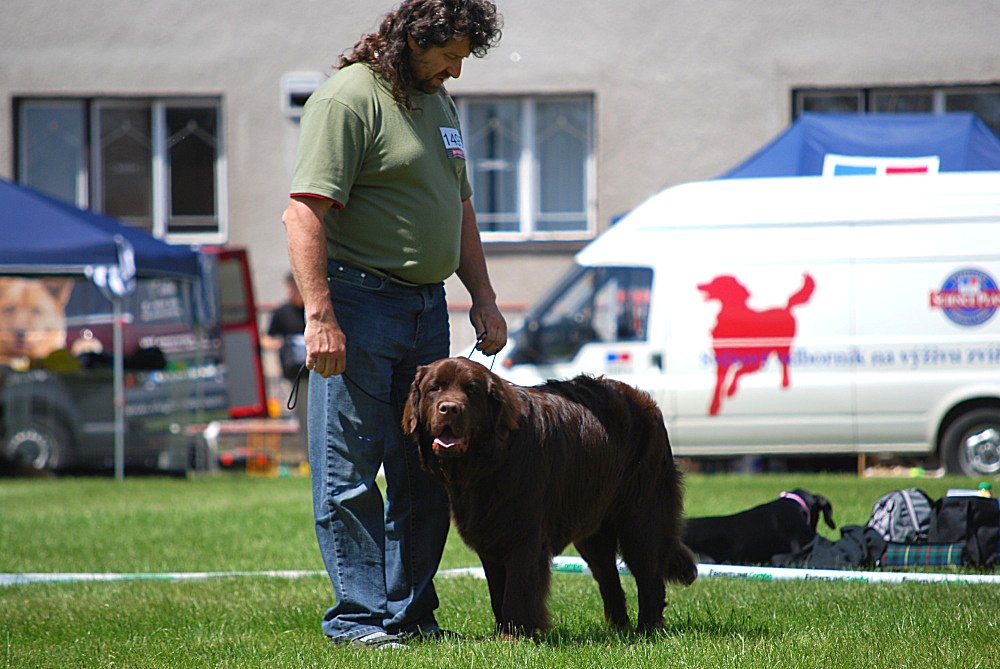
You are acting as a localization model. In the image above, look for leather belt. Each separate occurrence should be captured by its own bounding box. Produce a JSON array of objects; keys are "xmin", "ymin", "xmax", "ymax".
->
[{"xmin": 330, "ymin": 259, "xmax": 426, "ymax": 288}]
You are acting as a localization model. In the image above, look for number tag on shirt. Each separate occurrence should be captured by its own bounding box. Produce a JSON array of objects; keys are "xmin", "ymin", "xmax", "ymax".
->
[{"xmin": 440, "ymin": 127, "xmax": 466, "ymax": 159}]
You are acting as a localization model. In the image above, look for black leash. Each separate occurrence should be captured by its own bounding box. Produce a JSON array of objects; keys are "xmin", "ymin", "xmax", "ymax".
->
[
  {"xmin": 468, "ymin": 334, "xmax": 499, "ymax": 372},
  {"xmin": 286, "ymin": 364, "xmax": 308, "ymax": 410},
  {"xmin": 286, "ymin": 335, "xmax": 496, "ymax": 410}
]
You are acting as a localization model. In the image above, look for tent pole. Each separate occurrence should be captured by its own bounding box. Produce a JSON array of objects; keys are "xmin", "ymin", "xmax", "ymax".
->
[{"xmin": 113, "ymin": 296, "xmax": 125, "ymax": 482}]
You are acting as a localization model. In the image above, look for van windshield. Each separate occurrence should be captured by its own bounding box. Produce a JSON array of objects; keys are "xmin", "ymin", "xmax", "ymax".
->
[{"xmin": 512, "ymin": 265, "xmax": 653, "ymax": 365}]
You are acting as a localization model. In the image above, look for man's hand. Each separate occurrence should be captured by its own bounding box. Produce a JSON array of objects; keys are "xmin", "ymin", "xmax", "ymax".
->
[
  {"xmin": 470, "ymin": 300, "xmax": 507, "ymax": 355},
  {"xmin": 304, "ymin": 318, "xmax": 347, "ymax": 378}
]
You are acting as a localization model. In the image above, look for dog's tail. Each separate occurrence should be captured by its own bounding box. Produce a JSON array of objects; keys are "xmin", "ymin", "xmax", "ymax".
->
[
  {"xmin": 659, "ymin": 456, "xmax": 698, "ymax": 586},
  {"xmin": 785, "ymin": 273, "xmax": 816, "ymax": 310},
  {"xmin": 665, "ymin": 540, "xmax": 699, "ymax": 586}
]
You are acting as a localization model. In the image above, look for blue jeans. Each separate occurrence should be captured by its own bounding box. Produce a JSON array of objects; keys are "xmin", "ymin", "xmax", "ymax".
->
[{"xmin": 308, "ymin": 261, "xmax": 451, "ymax": 641}]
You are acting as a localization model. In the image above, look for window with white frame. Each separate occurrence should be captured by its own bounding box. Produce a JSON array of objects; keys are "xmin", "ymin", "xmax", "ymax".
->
[
  {"xmin": 456, "ymin": 95, "xmax": 595, "ymax": 241},
  {"xmin": 793, "ymin": 84, "xmax": 1000, "ymax": 138},
  {"xmin": 16, "ymin": 97, "xmax": 226, "ymax": 244}
]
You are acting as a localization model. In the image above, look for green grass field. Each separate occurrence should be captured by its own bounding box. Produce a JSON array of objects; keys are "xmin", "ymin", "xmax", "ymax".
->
[{"xmin": 2, "ymin": 473, "xmax": 997, "ymax": 668}]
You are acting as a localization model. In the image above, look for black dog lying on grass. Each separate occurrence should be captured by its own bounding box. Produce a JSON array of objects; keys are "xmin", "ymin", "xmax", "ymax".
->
[{"xmin": 683, "ymin": 489, "xmax": 836, "ymax": 565}]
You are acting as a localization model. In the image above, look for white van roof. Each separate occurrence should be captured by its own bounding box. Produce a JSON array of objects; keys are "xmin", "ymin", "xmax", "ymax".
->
[{"xmin": 578, "ymin": 172, "xmax": 1000, "ymax": 267}]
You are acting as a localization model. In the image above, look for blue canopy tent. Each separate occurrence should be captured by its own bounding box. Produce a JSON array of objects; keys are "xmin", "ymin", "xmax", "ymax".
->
[
  {"xmin": 0, "ymin": 178, "xmax": 202, "ymax": 479},
  {"xmin": 721, "ymin": 112, "xmax": 1000, "ymax": 178},
  {"xmin": 0, "ymin": 179, "xmax": 199, "ymax": 278}
]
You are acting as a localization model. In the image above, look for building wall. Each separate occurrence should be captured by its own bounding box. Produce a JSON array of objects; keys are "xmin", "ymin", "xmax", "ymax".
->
[{"xmin": 2, "ymin": 0, "xmax": 998, "ymax": 350}]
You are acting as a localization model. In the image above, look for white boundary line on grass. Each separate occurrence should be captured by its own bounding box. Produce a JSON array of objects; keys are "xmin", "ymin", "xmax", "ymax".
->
[
  {"xmin": 550, "ymin": 556, "xmax": 1000, "ymax": 586},
  {"xmin": 0, "ymin": 570, "xmax": 325, "ymax": 587},
  {"xmin": 3, "ymin": 558, "xmax": 999, "ymax": 587}
]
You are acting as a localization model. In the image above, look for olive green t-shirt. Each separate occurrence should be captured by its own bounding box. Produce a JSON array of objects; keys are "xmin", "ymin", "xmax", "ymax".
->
[{"xmin": 290, "ymin": 63, "xmax": 473, "ymax": 285}]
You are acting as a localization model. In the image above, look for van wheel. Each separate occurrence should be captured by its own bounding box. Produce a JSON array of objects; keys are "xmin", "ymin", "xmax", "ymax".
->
[
  {"xmin": 942, "ymin": 408, "xmax": 1000, "ymax": 477},
  {"xmin": 3, "ymin": 417, "xmax": 70, "ymax": 472}
]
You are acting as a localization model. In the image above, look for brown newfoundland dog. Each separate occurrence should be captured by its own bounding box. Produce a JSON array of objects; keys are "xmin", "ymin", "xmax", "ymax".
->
[{"xmin": 403, "ymin": 357, "xmax": 697, "ymax": 637}]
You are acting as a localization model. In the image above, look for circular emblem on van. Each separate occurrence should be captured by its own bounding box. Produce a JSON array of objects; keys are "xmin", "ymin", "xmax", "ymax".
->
[{"xmin": 930, "ymin": 268, "xmax": 1000, "ymax": 327}]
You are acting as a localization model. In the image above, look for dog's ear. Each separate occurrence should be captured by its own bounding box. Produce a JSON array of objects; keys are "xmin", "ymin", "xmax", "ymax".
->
[
  {"xmin": 816, "ymin": 495, "xmax": 836, "ymax": 529},
  {"xmin": 43, "ymin": 279, "xmax": 74, "ymax": 307},
  {"xmin": 402, "ymin": 365, "xmax": 428, "ymax": 436},
  {"xmin": 487, "ymin": 372, "xmax": 523, "ymax": 437}
]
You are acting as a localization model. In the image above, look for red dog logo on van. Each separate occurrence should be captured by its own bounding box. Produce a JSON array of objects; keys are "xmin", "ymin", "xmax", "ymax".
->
[{"xmin": 698, "ymin": 274, "xmax": 816, "ymax": 415}]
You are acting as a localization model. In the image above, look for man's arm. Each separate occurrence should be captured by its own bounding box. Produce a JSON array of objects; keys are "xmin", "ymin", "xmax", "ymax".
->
[
  {"xmin": 455, "ymin": 197, "xmax": 507, "ymax": 355},
  {"xmin": 281, "ymin": 196, "xmax": 346, "ymax": 377}
]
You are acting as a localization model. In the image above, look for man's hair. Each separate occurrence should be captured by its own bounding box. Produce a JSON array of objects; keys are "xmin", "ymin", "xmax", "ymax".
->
[{"xmin": 339, "ymin": 0, "xmax": 502, "ymax": 110}]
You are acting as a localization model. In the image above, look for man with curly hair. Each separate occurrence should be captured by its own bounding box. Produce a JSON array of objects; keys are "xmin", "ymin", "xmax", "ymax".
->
[{"xmin": 281, "ymin": 0, "xmax": 505, "ymax": 650}]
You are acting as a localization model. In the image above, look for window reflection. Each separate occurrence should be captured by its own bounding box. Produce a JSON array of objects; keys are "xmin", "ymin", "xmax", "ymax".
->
[{"xmin": 512, "ymin": 266, "xmax": 653, "ymax": 365}]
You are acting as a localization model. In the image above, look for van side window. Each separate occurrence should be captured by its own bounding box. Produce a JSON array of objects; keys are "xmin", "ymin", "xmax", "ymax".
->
[{"xmin": 519, "ymin": 266, "xmax": 653, "ymax": 364}]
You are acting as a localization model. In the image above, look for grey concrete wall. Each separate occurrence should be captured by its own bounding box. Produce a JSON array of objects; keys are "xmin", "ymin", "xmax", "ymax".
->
[{"xmin": 2, "ymin": 0, "xmax": 998, "ymax": 329}]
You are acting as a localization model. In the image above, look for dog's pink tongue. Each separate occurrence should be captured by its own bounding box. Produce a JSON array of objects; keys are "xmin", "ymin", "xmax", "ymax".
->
[
  {"xmin": 433, "ymin": 437, "xmax": 459, "ymax": 450},
  {"xmin": 432, "ymin": 435, "xmax": 469, "ymax": 457}
]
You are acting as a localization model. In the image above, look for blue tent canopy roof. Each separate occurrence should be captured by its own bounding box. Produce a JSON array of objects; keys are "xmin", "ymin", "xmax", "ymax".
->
[
  {"xmin": 0, "ymin": 178, "xmax": 199, "ymax": 280},
  {"xmin": 720, "ymin": 113, "xmax": 1000, "ymax": 178}
]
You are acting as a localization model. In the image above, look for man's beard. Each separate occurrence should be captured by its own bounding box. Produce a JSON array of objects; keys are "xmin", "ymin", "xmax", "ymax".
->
[{"xmin": 417, "ymin": 72, "xmax": 448, "ymax": 93}]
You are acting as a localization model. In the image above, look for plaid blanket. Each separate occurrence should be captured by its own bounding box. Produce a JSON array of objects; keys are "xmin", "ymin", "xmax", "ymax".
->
[{"xmin": 881, "ymin": 542, "xmax": 964, "ymax": 567}]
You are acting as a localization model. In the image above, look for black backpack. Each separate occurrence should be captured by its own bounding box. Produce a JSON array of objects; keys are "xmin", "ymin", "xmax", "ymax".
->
[
  {"xmin": 928, "ymin": 495, "xmax": 1000, "ymax": 568},
  {"xmin": 866, "ymin": 488, "xmax": 934, "ymax": 544}
]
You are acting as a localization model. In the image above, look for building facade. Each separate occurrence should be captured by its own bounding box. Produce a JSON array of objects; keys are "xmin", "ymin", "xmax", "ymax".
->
[{"xmin": 2, "ymin": 0, "xmax": 998, "ymax": 350}]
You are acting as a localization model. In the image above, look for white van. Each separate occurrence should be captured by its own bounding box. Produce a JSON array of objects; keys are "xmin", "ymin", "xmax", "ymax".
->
[{"xmin": 496, "ymin": 172, "xmax": 1000, "ymax": 476}]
